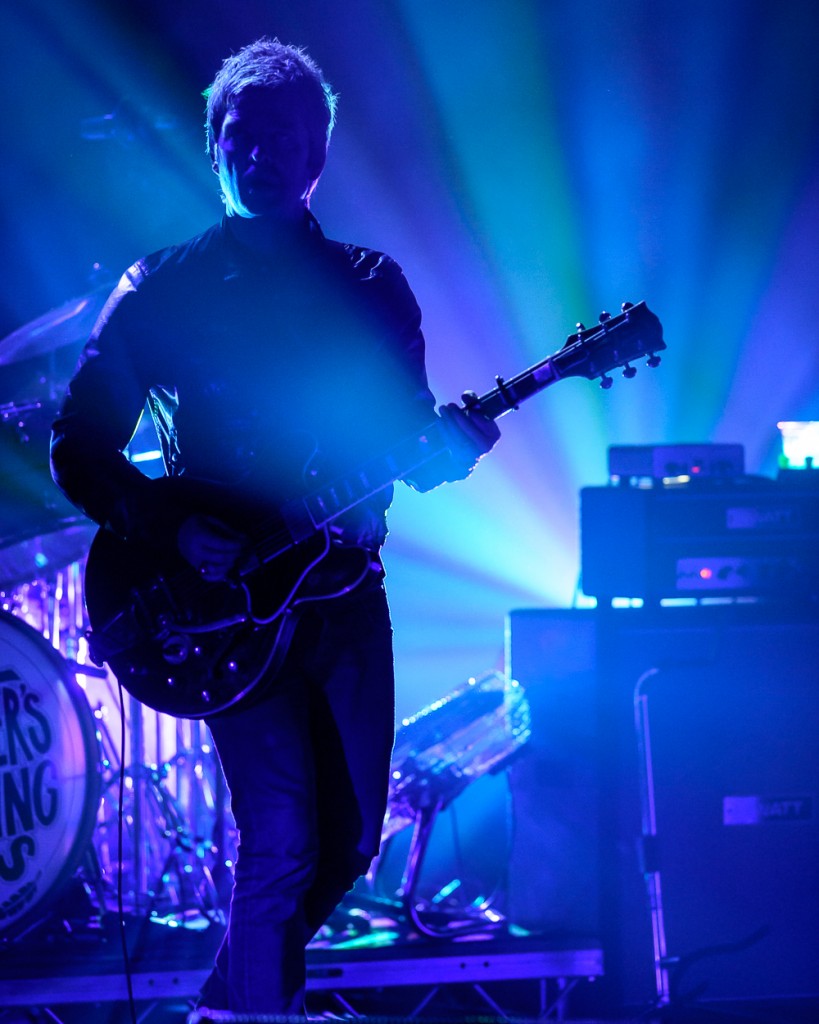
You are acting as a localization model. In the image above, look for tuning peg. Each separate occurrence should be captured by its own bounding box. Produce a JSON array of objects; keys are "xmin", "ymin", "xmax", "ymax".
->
[
  {"xmin": 647, "ymin": 353, "xmax": 661, "ymax": 368},
  {"xmin": 622, "ymin": 364, "xmax": 637, "ymax": 379},
  {"xmin": 621, "ymin": 301, "xmax": 634, "ymax": 312},
  {"xmin": 600, "ymin": 373, "xmax": 613, "ymax": 390},
  {"xmin": 599, "ymin": 311, "xmax": 611, "ymax": 323},
  {"xmin": 575, "ymin": 322, "xmax": 586, "ymax": 335}
]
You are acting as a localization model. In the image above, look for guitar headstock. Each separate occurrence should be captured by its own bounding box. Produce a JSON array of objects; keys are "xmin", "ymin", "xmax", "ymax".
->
[{"xmin": 556, "ymin": 301, "xmax": 665, "ymax": 388}]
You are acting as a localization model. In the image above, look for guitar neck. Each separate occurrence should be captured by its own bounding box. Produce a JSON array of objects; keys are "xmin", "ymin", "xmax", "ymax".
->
[
  {"xmin": 280, "ymin": 300, "xmax": 664, "ymax": 542},
  {"xmin": 280, "ymin": 355, "xmax": 561, "ymax": 541},
  {"xmin": 468, "ymin": 354, "xmax": 562, "ymax": 421}
]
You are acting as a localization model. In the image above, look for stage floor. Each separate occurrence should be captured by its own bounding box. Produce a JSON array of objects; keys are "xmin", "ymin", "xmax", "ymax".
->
[
  {"xmin": 2, "ymin": 913, "xmax": 815, "ymax": 1023},
  {"xmin": 0, "ymin": 911, "xmax": 603, "ymax": 1021}
]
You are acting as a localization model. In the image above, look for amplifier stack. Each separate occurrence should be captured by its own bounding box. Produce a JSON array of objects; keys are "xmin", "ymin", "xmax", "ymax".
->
[{"xmin": 580, "ymin": 444, "xmax": 819, "ymax": 602}]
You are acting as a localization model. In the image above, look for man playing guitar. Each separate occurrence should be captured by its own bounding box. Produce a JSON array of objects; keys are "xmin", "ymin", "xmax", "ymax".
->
[{"xmin": 51, "ymin": 37, "xmax": 499, "ymax": 1016}]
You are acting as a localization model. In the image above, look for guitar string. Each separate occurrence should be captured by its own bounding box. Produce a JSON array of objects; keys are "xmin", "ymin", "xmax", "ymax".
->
[{"xmin": 122, "ymin": 326, "xmax": 636, "ymax": 611}]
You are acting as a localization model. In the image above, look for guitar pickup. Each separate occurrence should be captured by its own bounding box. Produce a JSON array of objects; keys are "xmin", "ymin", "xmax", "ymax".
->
[{"xmin": 280, "ymin": 497, "xmax": 319, "ymax": 542}]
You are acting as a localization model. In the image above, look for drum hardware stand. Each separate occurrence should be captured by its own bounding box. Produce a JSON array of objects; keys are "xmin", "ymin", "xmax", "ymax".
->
[
  {"xmin": 93, "ymin": 706, "xmax": 224, "ymax": 923},
  {"xmin": 124, "ymin": 760, "xmax": 223, "ymax": 923},
  {"xmin": 94, "ymin": 690, "xmax": 230, "ymax": 924},
  {"xmin": 389, "ymin": 794, "xmax": 507, "ymax": 939},
  {"xmin": 350, "ymin": 671, "xmax": 531, "ymax": 942},
  {"xmin": 131, "ymin": 689, "xmax": 147, "ymax": 905},
  {"xmin": 169, "ymin": 721, "xmax": 236, "ymax": 908},
  {"xmin": 210, "ymin": 747, "xmax": 235, "ymax": 905}
]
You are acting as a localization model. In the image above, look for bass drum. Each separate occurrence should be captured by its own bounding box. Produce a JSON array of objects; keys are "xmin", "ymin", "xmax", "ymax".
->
[{"xmin": 0, "ymin": 611, "xmax": 101, "ymax": 938}]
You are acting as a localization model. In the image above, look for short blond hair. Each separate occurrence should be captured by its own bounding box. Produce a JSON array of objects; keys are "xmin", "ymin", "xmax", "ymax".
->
[{"xmin": 204, "ymin": 37, "xmax": 338, "ymax": 170}]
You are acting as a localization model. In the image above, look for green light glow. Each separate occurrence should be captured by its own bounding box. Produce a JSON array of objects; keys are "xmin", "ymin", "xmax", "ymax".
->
[{"xmin": 3, "ymin": 0, "xmax": 818, "ymax": 715}]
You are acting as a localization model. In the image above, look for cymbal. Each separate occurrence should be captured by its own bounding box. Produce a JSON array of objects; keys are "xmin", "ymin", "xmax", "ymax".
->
[
  {"xmin": 0, "ymin": 400, "xmax": 96, "ymax": 583},
  {"xmin": 0, "ymin": 284, "xmax": 112, "ymax": 401},
  {"xmin": 1, "ymin": 284, "xmax": 112, "ymax": 365},
  {"xmin": 0, "ymin": 520, "xmax": 97, "ymax": 588}
]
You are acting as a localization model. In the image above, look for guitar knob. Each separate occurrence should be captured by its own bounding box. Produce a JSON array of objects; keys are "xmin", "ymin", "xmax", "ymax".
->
[
  {"xmin": 576, "ymin": 322, "xmax": 586, "ymax": 334},
  {"xmin": 622, "ymin": 364, "xmax": 637, "ymax": 379},
  {"xmin": 647, "ymin": 353, "xmax": 661, "ymax": 368},
  {"xmin": 600, "ymin": 373, "xmax": 613, "ymax": 390},
  {"xmin": 599, "ymin": 311, "xmax": 611, "ymax": 323},
  {"xmin": 621, "ymin": 301, "xmax": 634, "ymax": 311},
  {"xmin": 162, "ymin": 634, "xmax": 191, "ymax": 664}
]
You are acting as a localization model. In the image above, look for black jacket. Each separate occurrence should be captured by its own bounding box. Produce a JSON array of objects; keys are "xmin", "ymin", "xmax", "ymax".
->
[{"xmin": 51, "ymin": 214, "xmax": 451, "ymax": 553}]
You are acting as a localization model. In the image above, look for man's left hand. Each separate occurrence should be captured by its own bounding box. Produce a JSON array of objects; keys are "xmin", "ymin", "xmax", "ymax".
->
[{"xmin": 437, "ymin": 402, "xmax": 501, "ymax": 477}]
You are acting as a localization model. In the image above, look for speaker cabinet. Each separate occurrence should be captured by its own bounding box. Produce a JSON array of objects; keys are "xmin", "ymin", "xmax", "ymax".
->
[
  {"xmin": 601, "ymin": 604, "xmax": 819, "ymax": 1006},
  {"xmin": 504, "ymin": 610, "xmax": 602, "ymax": 942},
  {"xmin": 507, "ymin": 603, "xmax": 819, "ymax": 1011}
]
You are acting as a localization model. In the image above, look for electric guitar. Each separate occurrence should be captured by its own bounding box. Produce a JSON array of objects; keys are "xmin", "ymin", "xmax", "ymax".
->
[{"xmin": 84, "ymin": 301, "xmax": 665, "ymax": 717}]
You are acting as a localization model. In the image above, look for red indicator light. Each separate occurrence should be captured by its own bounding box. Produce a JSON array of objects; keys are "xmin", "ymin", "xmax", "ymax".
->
[{"xmin": 699, "ymin": 567, "xmax": 713, "ymax": 580}]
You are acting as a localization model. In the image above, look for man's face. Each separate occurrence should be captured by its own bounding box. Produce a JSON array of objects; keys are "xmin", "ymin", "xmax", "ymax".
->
[{"xmin": 212, "ymin": 86, "xmax": 322, "ymax": 221}]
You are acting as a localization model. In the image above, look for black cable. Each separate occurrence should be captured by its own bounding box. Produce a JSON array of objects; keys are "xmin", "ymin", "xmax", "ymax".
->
[{"xmin": 117, "ymin": 680, "xmax": 138, "ymax": 1024}]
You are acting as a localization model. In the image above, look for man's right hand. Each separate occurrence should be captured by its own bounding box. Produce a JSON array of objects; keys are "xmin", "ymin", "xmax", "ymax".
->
[{"xmin": 177, "ymin": 514, "xmax": 246, "ymax": 580}]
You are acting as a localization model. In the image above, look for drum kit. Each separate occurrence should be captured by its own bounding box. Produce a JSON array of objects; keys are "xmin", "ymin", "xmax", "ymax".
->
[{"xmin": 0, "ymin": 289, "xmax": 231, "ymax": 944}]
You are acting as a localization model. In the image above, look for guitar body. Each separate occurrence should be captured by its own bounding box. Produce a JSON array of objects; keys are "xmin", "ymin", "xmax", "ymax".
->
[
  {"xmin": 83, "ymin": 478, "xmax": 376, "ymax": 717},
  {"xmin": 82, "ymin": 301, "xmax": 665, "ymax": 719}
]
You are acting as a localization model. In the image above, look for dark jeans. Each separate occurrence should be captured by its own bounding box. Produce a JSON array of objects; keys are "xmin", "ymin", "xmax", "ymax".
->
[{"xmin": 199, "ymin": 582, "xmax": 395, "ymax": 1014}]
